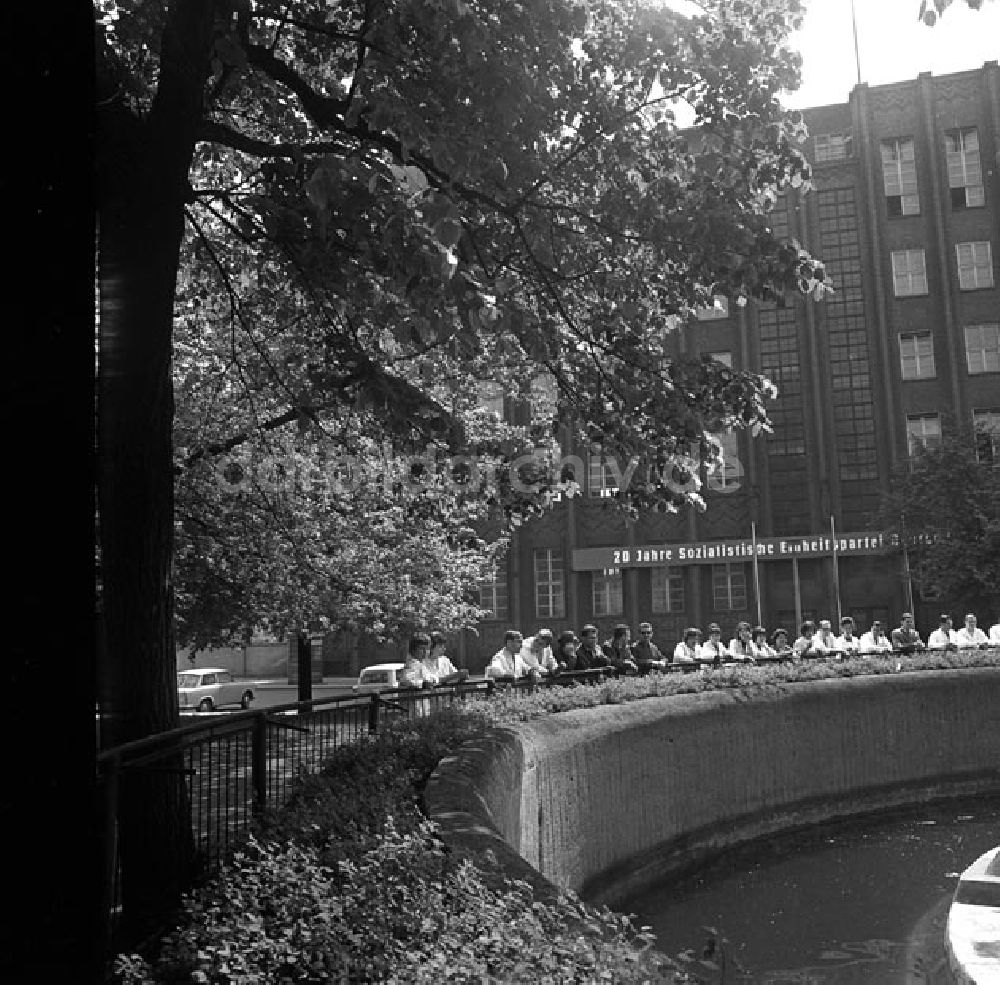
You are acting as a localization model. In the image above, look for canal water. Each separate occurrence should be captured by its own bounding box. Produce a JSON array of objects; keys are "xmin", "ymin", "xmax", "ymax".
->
[{"xmin": 624, "ymin": 796, "xmax": 1000, "ymax": 984}]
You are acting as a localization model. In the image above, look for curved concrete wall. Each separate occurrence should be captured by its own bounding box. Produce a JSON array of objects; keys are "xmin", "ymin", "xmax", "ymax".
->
[{"xmin": 426, "ymin": 669, "xmax": 1000, "ymax": 907}]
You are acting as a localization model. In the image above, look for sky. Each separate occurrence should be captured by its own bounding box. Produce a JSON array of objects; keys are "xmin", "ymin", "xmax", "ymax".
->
[
  {"xmin": 784, "ymin": 0, "xmax": 1000, "ymax": 109},
  {"xmin": 664, "ymin": 0, "xmax": 1000, "ymax": 110}
]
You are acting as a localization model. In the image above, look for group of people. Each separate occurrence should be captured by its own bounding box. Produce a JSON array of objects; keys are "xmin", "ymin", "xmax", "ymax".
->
[{"xmin": 401, "ymin": 611, "xmax": 999, "ymax": 688}]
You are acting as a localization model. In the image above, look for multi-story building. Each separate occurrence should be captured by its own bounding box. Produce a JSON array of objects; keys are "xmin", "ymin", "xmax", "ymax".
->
[{"xmin": 459, "ymin": 62, "xmax": 1000, "ymax": 670}]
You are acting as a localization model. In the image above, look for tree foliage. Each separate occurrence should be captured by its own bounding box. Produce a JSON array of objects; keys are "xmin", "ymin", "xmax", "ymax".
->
[
  {"xmin": 918, "ymin": 0, "xmax": 995, "ymax": 27},
  {"xmin": 880, "ymin": 429, "xmax": 1000, "ymax": 609},
  {"xmin": 98, "ymin": 0, "xmax": 834, "ymax": 654}
]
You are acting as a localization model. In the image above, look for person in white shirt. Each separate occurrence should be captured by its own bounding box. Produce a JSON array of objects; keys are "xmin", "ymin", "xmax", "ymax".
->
[
  {"xmin": 728, "ymin": 621, "xmax": 757, "ymax": 663},
  {"xmin": 672, "ymin": 627, "xmax": 700, "ymax": 664},
  {"xmin": 990, "ymin": 619, "xmax": 1000, "ymax": 645},
  {"xmin": 834, "ymin": 616, "xmax": 861, "ymax": 656},
  {"xmin": 486, "ymin": 630, "xmax": 538, "ymax": 681},
  {"xmin": 792, "ymin": 620, "xmax": 820, "ymax": 659},
  {"xmin": 771, "ymin": 627, "xmax": 791, "ymax": 656},
  {"xmin": 954, "ymin": 613, "xmax": 989, "ymax": 649},
  {"xmin": 813, "ymin": 619, "xmax": 837, "ymax": 656},
  {"xmin": 519, "ymin": 628, "xmax": 559, "ymax": 676},
  {"xmin": 425, "ymin": 632, "xmax": 469, "ymax": 685},
  {"xmin": 699, "ymin": 623, "xmax": 727, "ymax": 664},
  {"xmin": 927, "ymin": 614, "xmax": 959, "ymax": 650},
  {"xmin": 858, "ymin": 620, "xmax": 893, "ymax": 655},
  {"xmin": 401, "ymin": 633, "xmax": 438, "ymax": 688},
  {"xmin": 751, "ymin": 626, "xmax": 775, "ymax": 658}
]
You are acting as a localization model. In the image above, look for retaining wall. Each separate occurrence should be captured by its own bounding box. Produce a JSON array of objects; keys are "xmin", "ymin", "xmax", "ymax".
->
[{"xmin": 426, "ymin": 669, "xmax": 1000, "ymax": 907}]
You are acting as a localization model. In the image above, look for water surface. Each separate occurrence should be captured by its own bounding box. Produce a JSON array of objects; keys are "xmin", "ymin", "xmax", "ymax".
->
[{"xmin": 624, "ymin": 797, "xmax": 1000, "ymax": 984}]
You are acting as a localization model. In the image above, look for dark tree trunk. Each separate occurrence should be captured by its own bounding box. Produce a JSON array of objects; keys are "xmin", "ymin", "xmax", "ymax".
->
[{"xmin": 96, "ymin": 0, "xmax": 215, "ymax": 944}]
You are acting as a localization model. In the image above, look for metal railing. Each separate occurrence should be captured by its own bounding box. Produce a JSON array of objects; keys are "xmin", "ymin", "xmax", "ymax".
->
[{"xmin": 97, "ymin": 651, "xmax": 997, "ymax": 970}]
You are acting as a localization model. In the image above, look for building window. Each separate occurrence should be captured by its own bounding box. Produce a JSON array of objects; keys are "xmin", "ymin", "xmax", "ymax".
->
[
  {"xmin": 652, "ymin": 567, "xmax": 685, "ymax": 614},
  {"xmin": 891, "ymin": 249, "xmax": 928, "ymax": 297},
  {"xmin": 956, "ymin": 241, "xmax": 994, "ymax": 290},
  {"xmin": 589, "ymin": 456, "xmax": 619, "ymax": 498},
  {"xmin": 906, "ymin": 413, "xmax": 942, "ymax": 457},
  {"xmin": 695, "ymin": 296, "xmax": 730, "ymax": 320},
  {"xmin": 899, "ymin": 333, "xmax": 936, "ymax": 380},
  {"xmin": 478, "ymin": 565, "xmax": 509, "ymax": 620},
  {"xmin": 881, "ymin": 137, "xmax": 919, "ymax": 216},
  {"xmin": 712, "ymin": 563, "xmax": 747, "ymax": 611},
  {"xmin": 533, "ymin": 548, "xmax": 565, "ymax": 619},
  {"xmin": 964, "ymin": 323, "xmax": 1000, "ymax": 374},
  {"xmin": 592, "ymin": 571, "xmax": 623, "ymax": 617},
  {"xmin": 479, "ymin": 381, "xmax": 505, "ymax": 420},
  {"xmin": 708, "ymin": 430, "xmax": 741, "ymax": 491},
  {"xmin": 706, "ymin": 350, "xmax": 733, "ymax": 367},
  {"xmin": 946, "ymin": 128, "xmax": 984, "ymax": 209},
  {"xmin": 814, "ymin": 132, "xmax": 852, "ymax": 163},
  {"xmin": 973, "ymin": 409, "xmax": 1000, "ymax": 464}
]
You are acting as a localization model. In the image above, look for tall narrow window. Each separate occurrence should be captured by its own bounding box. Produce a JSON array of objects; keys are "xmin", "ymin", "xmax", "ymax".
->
[
  {"xmin": 478, "ymin": 381, "xmax": 505, "ymax": 420},
  {"xmin": 946, "ymin": 128, "xmax": 984, "ymax": 209},
  {"xmin": 891, "ymin": 249, "xmax": 928, "ymax": 296},
  {"xmin": 964, "ymin": 323, "xmax": 1000, "ymax": 374},
  {"xmin": 479, "ymin": 565, "xmax": 509, "ymax": 620},
  {"xmin": 533, "ymin": 549, "xmax": 565, "ymax": 619},
  {"xmin": 899, "ymin": 333, "xmax": 936, "ymax": 380},
  {"xmin": 651, "ymin": 567, "xmax": 685, "ymax": 614},
  {"xmin": 956, "ymin": 241, "xmax": 994, "ymax": 290},
  {"xmin": 711, "ymin": 563, "xmax": 747, "ymax": 611},
  {"xmin": 588, "ymin": 456, "xmax": 619, "ymax": 498},
  {"xmin": 906, "ymin": 413, "xmax": 942, "ymax": 457},
  {"xmin": 973, "ymin": 409, "xmax": 1000, "ymax": 464},
  {"xmin": 707, "ymin": 430, "xmax": 741, "ymax": 491},
  {"xmin": 881, "ymin": 138, "xmax": 919, "ymax": 216},
  {"xmin": 592, "ymin": 571, "xmax": 623, "ymax": 617}
]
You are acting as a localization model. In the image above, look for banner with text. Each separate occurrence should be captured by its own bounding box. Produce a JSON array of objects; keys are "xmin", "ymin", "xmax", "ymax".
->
[{"xmin": 571, "ymin": 531, "xmax": 893, "ymax": 571}]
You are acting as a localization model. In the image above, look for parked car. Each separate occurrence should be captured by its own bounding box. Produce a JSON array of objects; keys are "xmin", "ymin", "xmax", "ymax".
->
[
  {"xmin": 177, "ymin": 668, "xmax": 255, "ymax": 712},
  {"xmin": 352, "ymin": 662, "xmax": 406, "ymax": 694}
]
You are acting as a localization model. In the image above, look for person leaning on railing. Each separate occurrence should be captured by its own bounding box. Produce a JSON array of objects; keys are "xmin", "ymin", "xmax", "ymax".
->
[
  {"xmin": 770, "ymin": 627, "xmax": 792, "ymax": 657},
  {"xmin": 812, "ymin": 619, "xmax": 838, "ymax": 656},
  {"xmin": 792, "ymin": 620, "xmax": 820, "ymax": 659},
  {"xmin": 520, "ymin": 628, "xmax": 559, "ymax": 678},
  {"xmin": 485, "ymin": 629, "xmax": 541, "ymax": 683},
  {"xmin": 553, "ymin": 630, "xmax": 581, "ymax": 673},
  {"xmin": 954, "ymin": 613, "xmax": 990, "ymax": 649},
  {"xmin": 603, "ymin": 623, "xmax": 640, "ymax": 676},
  {"xmin": 426, "ymin": 631, "xmax": 470, "ymax": 685},
  {"xmin": 990, "ymin": 618, "xmax": 1000, "ymax": 645},
  {"xmin": 751, "ymin": 626, "xmax": 775, "ymax": 658},
  {"xmin": 890, "ymin": 613, "xmax": 925, "ymax": 655},
  {"xmin": 401, "ymin": 633, "xmax": 438, "ymax": 689},
  {"xmin": 834, "ymin": 616, "xmax": 860, "ymax": 656},
  {"xmin": 630, "ymin": 622, "xmax": 669, "ymax": 674},
  {"xmin": 699, "ymin": 623, "xmax": 727, "ymax": 664},
  {"xmin": 672, "ymin": 627, "xmax": 700, "ymax": 665},
  {"xmin": 576, "ymin": 624, "xmax": 612, "ymax": 672},
  {"xmin": 858, "ymin": 620, "xmax": 893, "ymax": 656},
  {"xmin": 927, "ymin": 613, "xmax": 959, "ymax": 650},
  {"xmin": 727, "ymin": 621, "xmax": 757, "ymax": 664}
]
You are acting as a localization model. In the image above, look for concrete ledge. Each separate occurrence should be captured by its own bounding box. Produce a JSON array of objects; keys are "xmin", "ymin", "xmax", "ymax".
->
[
  {"xmin": 948, "ymin": 846, "xmax": 1000, "ymax": 984},
  {"xmin": 426, "ymin": 669, "xmax": 1000, "ymax": 910}
]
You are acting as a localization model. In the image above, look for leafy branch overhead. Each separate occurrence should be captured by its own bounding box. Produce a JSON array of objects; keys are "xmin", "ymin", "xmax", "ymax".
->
[{"xmin": 99, "ymin": 0, "xmax": 833, "ymax": 645}]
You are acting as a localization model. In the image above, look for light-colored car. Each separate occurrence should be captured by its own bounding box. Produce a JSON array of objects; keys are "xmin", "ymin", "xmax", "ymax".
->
[
  {"xmin": 177, "ymin": 668, "xmax": 255, "ymax": 712},
  {"xmin": 352, "ymin": 662, "xmax": 406, "ymax": 694}
]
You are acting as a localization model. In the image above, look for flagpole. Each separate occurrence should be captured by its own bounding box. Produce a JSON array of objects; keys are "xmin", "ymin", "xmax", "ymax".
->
[
  {"xmin": 850, "ymin": 0, "xmax": 862, "ymax": 86},
  {"xmin": 751, "ymin": 521, "xmax": 762, "ymax": 627},
  {"xmin": 830, "ymin": 515, "xmax": 843, "ymax": 627}
]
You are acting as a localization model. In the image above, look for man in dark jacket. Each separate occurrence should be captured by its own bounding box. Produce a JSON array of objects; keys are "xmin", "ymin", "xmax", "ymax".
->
[
  {"xmin": 575, "ymin": 624, "xmax": 611, "ymax": 671},
  {"xmin": 630, "ymin": 622, "xmax": 668, "ymax": 674},
  {"xmin": 603, "ymin": 623, "xmax": 639, "ymax": 675}
]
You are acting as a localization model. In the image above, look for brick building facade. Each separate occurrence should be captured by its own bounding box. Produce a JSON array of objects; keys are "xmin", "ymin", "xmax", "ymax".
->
[{"xmin": 454, "ymin": 63, "xmax": 1000, "ymax": 671}]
